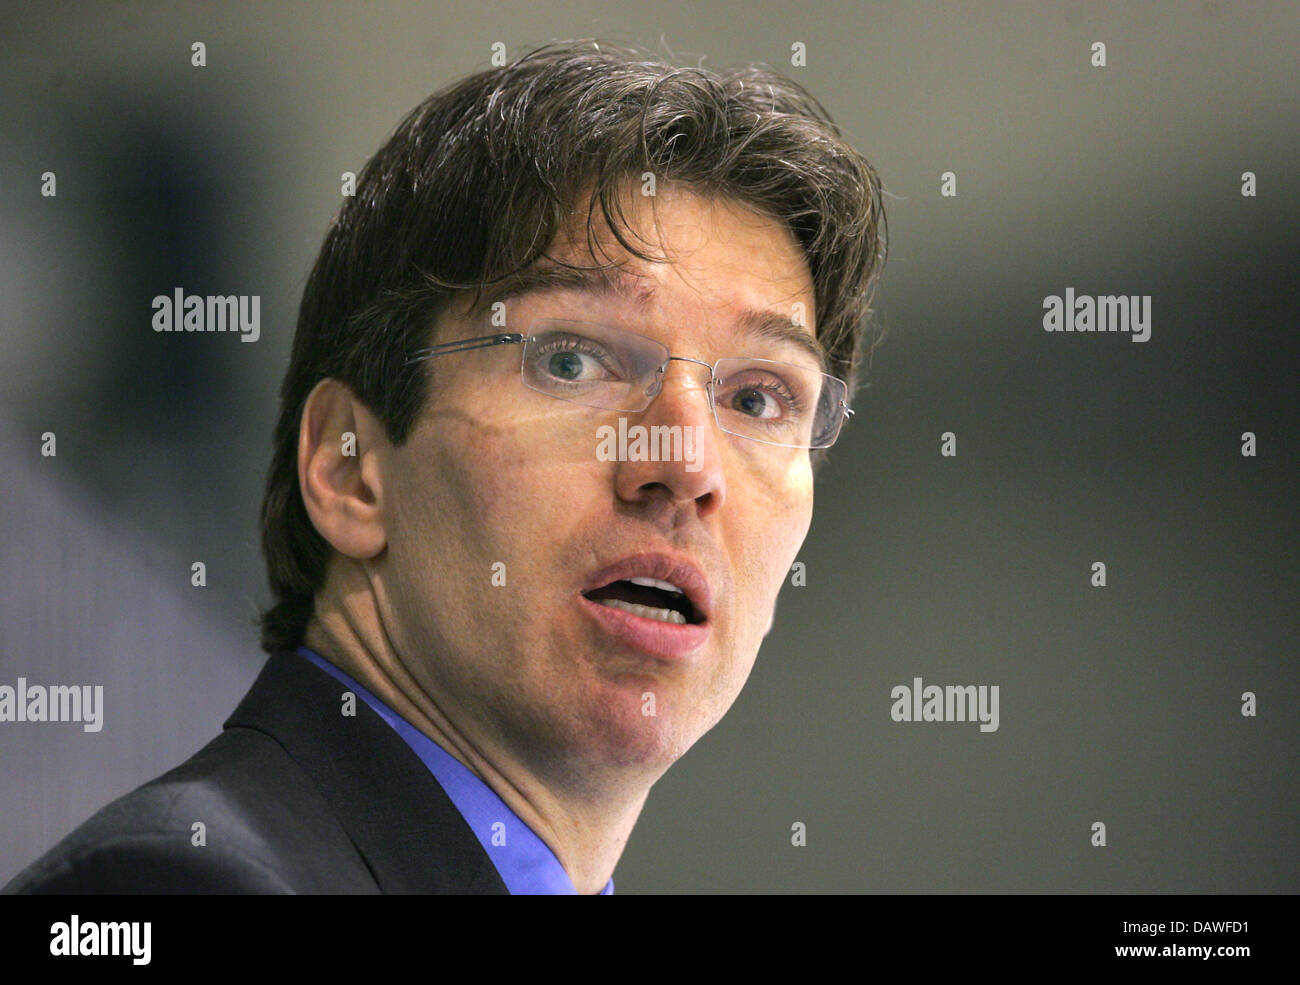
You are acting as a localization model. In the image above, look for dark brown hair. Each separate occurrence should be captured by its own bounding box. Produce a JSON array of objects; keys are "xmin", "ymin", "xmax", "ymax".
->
[{"xmin": 259, "ymin": 39, "xmax": 888, "ymax": 654}]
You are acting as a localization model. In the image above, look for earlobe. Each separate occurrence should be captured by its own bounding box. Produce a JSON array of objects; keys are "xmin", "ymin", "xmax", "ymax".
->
[{"xmin": 297, "ymin": 378, "xmax": 388, "ymax": 560}]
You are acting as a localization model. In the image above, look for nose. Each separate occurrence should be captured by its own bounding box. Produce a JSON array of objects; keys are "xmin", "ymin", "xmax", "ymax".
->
[{"xmin": 612, "ymin": 358, "xmax": 726, "ymax": 517}]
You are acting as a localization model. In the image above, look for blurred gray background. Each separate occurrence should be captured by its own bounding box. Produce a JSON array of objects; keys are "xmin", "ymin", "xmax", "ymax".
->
[{"xmin": 1, "ymin": 0, "xmax": 1296, "ymax": 892}]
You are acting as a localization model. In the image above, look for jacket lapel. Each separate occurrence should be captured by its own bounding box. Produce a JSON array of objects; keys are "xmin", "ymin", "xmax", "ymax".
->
[{"xmin": 224, "ymin": 650, "xmax": 508, "ymax": 894}]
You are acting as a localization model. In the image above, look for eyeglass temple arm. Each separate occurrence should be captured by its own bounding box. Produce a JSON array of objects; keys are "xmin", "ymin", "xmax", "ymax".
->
[{"xmin": 405, "ymin": 332, "xmax": 527, "ymax": 365}]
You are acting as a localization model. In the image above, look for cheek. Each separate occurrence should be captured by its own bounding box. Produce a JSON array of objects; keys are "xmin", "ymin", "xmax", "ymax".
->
[
  {"xmin": 390, "ymin": 414, "xmax": 596, "ymax": 600},
  {"xmin": 729, "ymin": 476, "xmax": 813, "ymax": 628},
  {"xmin": 378, "ymin": 425, "xmax": 572, "ymax": 689},
  {"xmin": 416, "ymin": 448, "xmax": 527, "ymax": 571},
  {"xmin": 750, "ymin": 460, "xmax": 813, "ymax": 558}
]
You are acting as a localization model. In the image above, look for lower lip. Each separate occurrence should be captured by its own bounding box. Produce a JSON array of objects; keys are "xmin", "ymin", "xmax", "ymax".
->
[{"xmin": 578, "ymin": 595, "xmax": 710, "ymax": 660}]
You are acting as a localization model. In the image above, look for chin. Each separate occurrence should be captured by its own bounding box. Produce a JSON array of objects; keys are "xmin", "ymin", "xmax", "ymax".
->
[{"xmin": 568, "ymin": 693, "xmax": 704, "ymax": 775}]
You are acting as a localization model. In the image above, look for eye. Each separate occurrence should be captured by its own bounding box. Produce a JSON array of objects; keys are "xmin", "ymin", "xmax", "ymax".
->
[
  {"xmin": 545, "ymin": 350, "xmax": 585, "ymax": 381},
  {"xmin": 532, "ymin": 333, "xmax": 622, "ymax": 383},
  {"xmin": 732, "ymin": 387, "xmax": 778, "ymax": 418},
  {"xmin": 723, "ymin": 376, "xmax": 802, "ymax": 420}
]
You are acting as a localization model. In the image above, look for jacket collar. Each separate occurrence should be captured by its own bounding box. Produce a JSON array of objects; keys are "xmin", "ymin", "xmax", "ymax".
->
[{"xmin": 224, "ymin": 650, "xmax": 508, "ymax": 894}]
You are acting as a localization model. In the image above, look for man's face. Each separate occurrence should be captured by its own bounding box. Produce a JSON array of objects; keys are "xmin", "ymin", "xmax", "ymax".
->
[{"xmin": 371, "ymin": 184, "xmax": 818, "ymax": 789}]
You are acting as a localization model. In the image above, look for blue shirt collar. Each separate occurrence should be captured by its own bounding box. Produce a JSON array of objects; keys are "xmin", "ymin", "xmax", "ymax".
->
[{"xmin": 296, "ymin": 646, "xmax": 613, "ymax": 895}]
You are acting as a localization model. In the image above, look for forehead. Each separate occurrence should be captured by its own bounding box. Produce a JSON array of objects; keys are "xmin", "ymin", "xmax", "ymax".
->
[
  {"xmin": 484, "ymin": 262, "xmax": 826, "ymax": 371},
  {"xmin": 465, "ymin": 189, "xmax": 824, "ymax": 369}
]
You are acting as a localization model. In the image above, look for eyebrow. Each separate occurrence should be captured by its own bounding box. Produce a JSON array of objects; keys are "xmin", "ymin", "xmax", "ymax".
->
[{"xmin": 473, "ymin": 263, "xmax": 828, "ymax": 373}]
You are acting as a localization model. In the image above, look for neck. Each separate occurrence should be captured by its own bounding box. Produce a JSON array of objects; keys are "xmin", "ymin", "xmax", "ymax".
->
[{"xmin": 301, "ymin": 571, "xmax": 648, "ymax": 894}]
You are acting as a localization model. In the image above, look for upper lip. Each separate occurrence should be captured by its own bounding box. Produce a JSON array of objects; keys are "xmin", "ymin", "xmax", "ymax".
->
[{"xmin": 581, "ymin": 552, "xmax": 714, "ymax": 624}]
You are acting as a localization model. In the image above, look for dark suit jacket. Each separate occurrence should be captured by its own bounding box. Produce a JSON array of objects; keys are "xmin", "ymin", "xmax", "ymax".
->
[{"xmin": 2, "ymin": 650, "xmax": 509, "ymax": 893}]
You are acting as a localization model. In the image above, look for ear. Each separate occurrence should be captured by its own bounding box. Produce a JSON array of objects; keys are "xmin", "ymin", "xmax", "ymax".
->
[{"xmin": 298, "ymin": 378, "xmax": 389, "ymax": 560}]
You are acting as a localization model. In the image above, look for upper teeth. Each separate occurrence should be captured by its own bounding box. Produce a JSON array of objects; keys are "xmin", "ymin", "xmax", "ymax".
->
[{"xmin": 627, "ymin": 576, "xmax": 684, "ymax": 596}]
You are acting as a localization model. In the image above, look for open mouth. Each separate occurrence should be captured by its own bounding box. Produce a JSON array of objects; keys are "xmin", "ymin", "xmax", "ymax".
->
[{"xmin": 581, "ymin": 576, "xmax": 702, "ymax": 626}]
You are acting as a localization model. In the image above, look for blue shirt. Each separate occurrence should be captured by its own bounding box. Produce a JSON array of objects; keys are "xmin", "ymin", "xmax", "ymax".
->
[{"xmin": 296, "ymin": 646, "xmax": 613, "ymax": 895}]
